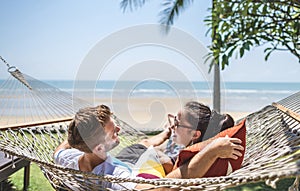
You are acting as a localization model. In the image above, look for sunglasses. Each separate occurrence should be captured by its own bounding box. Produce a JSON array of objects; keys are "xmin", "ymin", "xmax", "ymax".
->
[{"xmin": 168, "ymin": 114, "xmax": 195, "ymax": 130}]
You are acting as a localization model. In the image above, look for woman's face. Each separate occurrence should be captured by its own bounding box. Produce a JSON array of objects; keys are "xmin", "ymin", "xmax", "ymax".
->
[{"xmin": 172, "ymin": 110, "xmax": 196, "ymax": 147}]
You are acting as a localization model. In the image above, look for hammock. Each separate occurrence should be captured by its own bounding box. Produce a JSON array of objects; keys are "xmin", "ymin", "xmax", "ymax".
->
[{"xmin": 1, "ymin": 62, "xmax": 300, "ymax": 190}]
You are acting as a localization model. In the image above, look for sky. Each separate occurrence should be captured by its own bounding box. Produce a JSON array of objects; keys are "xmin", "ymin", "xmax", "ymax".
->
[{"xmin": 0, "ymin": 0, "xmax": 299, "ymax": 83}]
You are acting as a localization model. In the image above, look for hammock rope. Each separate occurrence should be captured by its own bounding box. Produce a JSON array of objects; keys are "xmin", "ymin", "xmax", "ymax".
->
[
  {"xmin": 273, "ymin": 102, "xmax": 300, "ymax": 122},
  {"xmin": 0, "ymin": 72, "xmax": 90, "ymax": 129},
  {"xmin": 0, "ymin": 65, "xmax": 300, "ymax": 190}
]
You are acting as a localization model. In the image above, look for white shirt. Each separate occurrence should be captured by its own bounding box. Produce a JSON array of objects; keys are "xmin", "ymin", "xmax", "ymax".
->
[{"xmin": 54, "ymin": 148, "xmax": 137, "ymax": 190}]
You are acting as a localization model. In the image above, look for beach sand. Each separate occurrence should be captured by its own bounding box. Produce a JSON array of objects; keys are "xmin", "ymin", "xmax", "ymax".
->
[
  {"xmin": 0, "ymin": 96, "xmax": 251, "ymax": 131},
  {"xmin": 92, "ymin": 97, "xmax": 251, "ymax": 131}
]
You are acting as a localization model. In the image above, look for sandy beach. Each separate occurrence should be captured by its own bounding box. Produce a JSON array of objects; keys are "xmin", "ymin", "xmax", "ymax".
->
[
  {"xmin": 2, "ymin": 80, "xmax": 291, "ymax": 132},
  {"xmin": 92, "ymin": 97, "xmax": 251, "ymax": 131},
  {"xmin": 0, "ymin": 93, "xmax": 251, "ymax": 131}
]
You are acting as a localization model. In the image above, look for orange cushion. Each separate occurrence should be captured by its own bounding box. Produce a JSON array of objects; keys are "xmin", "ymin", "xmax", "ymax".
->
[{"xmin": 173, "ymin": 119, "xmax": 246, "ymax": 177}]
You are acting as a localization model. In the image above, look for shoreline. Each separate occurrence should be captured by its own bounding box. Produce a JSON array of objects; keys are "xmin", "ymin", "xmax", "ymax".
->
[
  {"xmin": 89, "ymin": 97, "xmax": 251, "ymax": 131},
  {"xmin": 0, "ymin": 95, "xmax": 252, "ymax": 131}
]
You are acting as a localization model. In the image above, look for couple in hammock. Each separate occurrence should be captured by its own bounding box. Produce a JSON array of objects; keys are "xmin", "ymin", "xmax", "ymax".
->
[{"xmin": 54, "ymin": 102, "xmax": 244, "ymax": 190}]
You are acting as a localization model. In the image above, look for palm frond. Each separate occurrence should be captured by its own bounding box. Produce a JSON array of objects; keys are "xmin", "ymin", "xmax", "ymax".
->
[
  {"xmin": 120, "ymin": 0, "xmax": 148, "ymax": 12},
  {"xmin": 159, "ymin": 0, "xmax": 194, "ymax": 32}
]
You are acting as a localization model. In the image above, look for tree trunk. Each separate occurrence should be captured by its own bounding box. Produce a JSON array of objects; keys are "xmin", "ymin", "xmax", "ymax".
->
[
  {"xmin": 212, "ymin": 0, "xmax": 221, "ymax": 113},
  {"xmin": 213, "ymin": 63, "xmax": 220, "ymax": 112}
]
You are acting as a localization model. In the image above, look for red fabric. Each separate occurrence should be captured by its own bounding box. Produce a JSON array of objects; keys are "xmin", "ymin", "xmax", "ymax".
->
[
  {"xmin": 137, "ymin": 173, "xmax": 160, "ymax": 179},
  {"xmin": 173, "ymin": 119, "xmax": 246, "ymax": 177}
]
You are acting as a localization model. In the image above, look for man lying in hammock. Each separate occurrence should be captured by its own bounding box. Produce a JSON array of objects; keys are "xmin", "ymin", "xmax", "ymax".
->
[{"xmin": 54, "ymin": 104, "xmax": 243, "ymax": 190}]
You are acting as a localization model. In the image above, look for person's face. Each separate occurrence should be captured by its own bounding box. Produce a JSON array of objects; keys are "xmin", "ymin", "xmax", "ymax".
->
[
  {"xmin": 103, "ymin": 117, "xmax": 121, "ymax": 151},
  {"xmin": 171, "ymin": 110, "xmax": 196, "ymax": 147}
]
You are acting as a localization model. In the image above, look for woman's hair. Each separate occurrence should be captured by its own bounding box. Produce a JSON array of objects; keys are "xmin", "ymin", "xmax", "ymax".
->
[
  {"xmin": 220, "ymin": 114, "xmax": 235, "ymax": 132},
  {"xmin": 68, "ymin": 104, "xmax": 112, "ymax": 153},
  {"xmin": 184, "ymin": 101, "xmax": 211, "ymax": 143}
]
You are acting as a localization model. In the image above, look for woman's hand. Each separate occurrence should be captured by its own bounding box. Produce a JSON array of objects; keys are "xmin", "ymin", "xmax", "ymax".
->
[{"xmin": 206, "ymin": 136, "xmax": 244, "ymax": 160}]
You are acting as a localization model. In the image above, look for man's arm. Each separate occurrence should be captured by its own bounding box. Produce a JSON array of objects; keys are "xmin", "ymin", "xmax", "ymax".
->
[
  {"xmin": 166, "ymin": 136, "xmax": 244, "ymax": 178},
  {"xmin": 53, "ymin": 140, "xmax": 71, "ymax": 156}
]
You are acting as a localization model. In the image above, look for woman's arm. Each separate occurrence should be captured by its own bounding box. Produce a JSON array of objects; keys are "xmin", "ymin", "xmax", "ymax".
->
[{"xmin": 166, "ymin": 136, "xmax": 244, "ymax": 178}]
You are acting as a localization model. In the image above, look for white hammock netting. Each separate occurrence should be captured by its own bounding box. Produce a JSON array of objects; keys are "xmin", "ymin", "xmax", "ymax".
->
[
  {"xmin": 0, "ymin": 68, "xmax": 300, "ymax": 190},
  {"xmin": 0, "ymin": 69, "xmax": 91, "ymax": 129}
]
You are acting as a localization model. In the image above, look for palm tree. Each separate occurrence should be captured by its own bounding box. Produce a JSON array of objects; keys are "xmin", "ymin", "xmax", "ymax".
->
[{"xmin": 120, "ymin": 0, "xmax": 221, "ymax": 112}]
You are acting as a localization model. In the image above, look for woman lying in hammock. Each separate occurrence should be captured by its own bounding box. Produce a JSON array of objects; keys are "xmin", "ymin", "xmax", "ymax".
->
[
  {"xmin": 53, "ymin": 104, "xmax": 243, "ymax": 190},
  {"xmin": 116, "ymin": 101, "xmax": 236, "ymax": 175}
]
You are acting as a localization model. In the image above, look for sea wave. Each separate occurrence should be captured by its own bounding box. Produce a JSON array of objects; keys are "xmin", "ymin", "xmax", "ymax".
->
[
  {"xmin": 223, "ymin": 89, "xmax": 295, "ymax": 94},
  {"xmin": 63, "ymin": 87, "xmax": 296, "ymax": 96}
]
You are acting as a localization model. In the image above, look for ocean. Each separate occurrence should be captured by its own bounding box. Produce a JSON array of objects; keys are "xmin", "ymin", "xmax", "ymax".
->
[
  {"xmin": 1, "ymin": 79, "xmax": 299, "ymax": 130},
  {"xmin": 43, "ymin": 80, "xmax": 299, "ymax": 113}
]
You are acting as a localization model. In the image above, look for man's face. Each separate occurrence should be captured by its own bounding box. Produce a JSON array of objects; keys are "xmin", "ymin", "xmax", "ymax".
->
[
  {"xmin": 103, "ymin": 117, "xmax": 121, "ymax": 151},
  {"xmin": 172, "ymin": 110, "xmax": 196, "ymax": 146}
]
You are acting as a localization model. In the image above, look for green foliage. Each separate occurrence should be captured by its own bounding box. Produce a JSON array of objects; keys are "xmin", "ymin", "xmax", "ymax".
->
[
  {"xmin": 120, "ymin": 0, "xmax": 147, "ymax": 12},
  {"xmin": 158, "ymin": 0, "xmax": 194, "ymax": 27},
  {"xmin": 7, "ymin": 163, "xmax": 299, "ymax": 190},
  {"xmin": 225, "ymin": 178, "xmax": 299, "ymax": 191},
  {"xmin": 120, "ymin": 0, "xmax": 194, "ymax": 33},
  {"xmin": 120, "ymin": 0, "xmax": 299, "ymax": 70},
  {"xmin": 9, "ymin": 163, "xmax": 55, "ymax": 191},
  {"xmin": 206, "ymin": 0, "xmax": 300, "ymax": 69}
]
